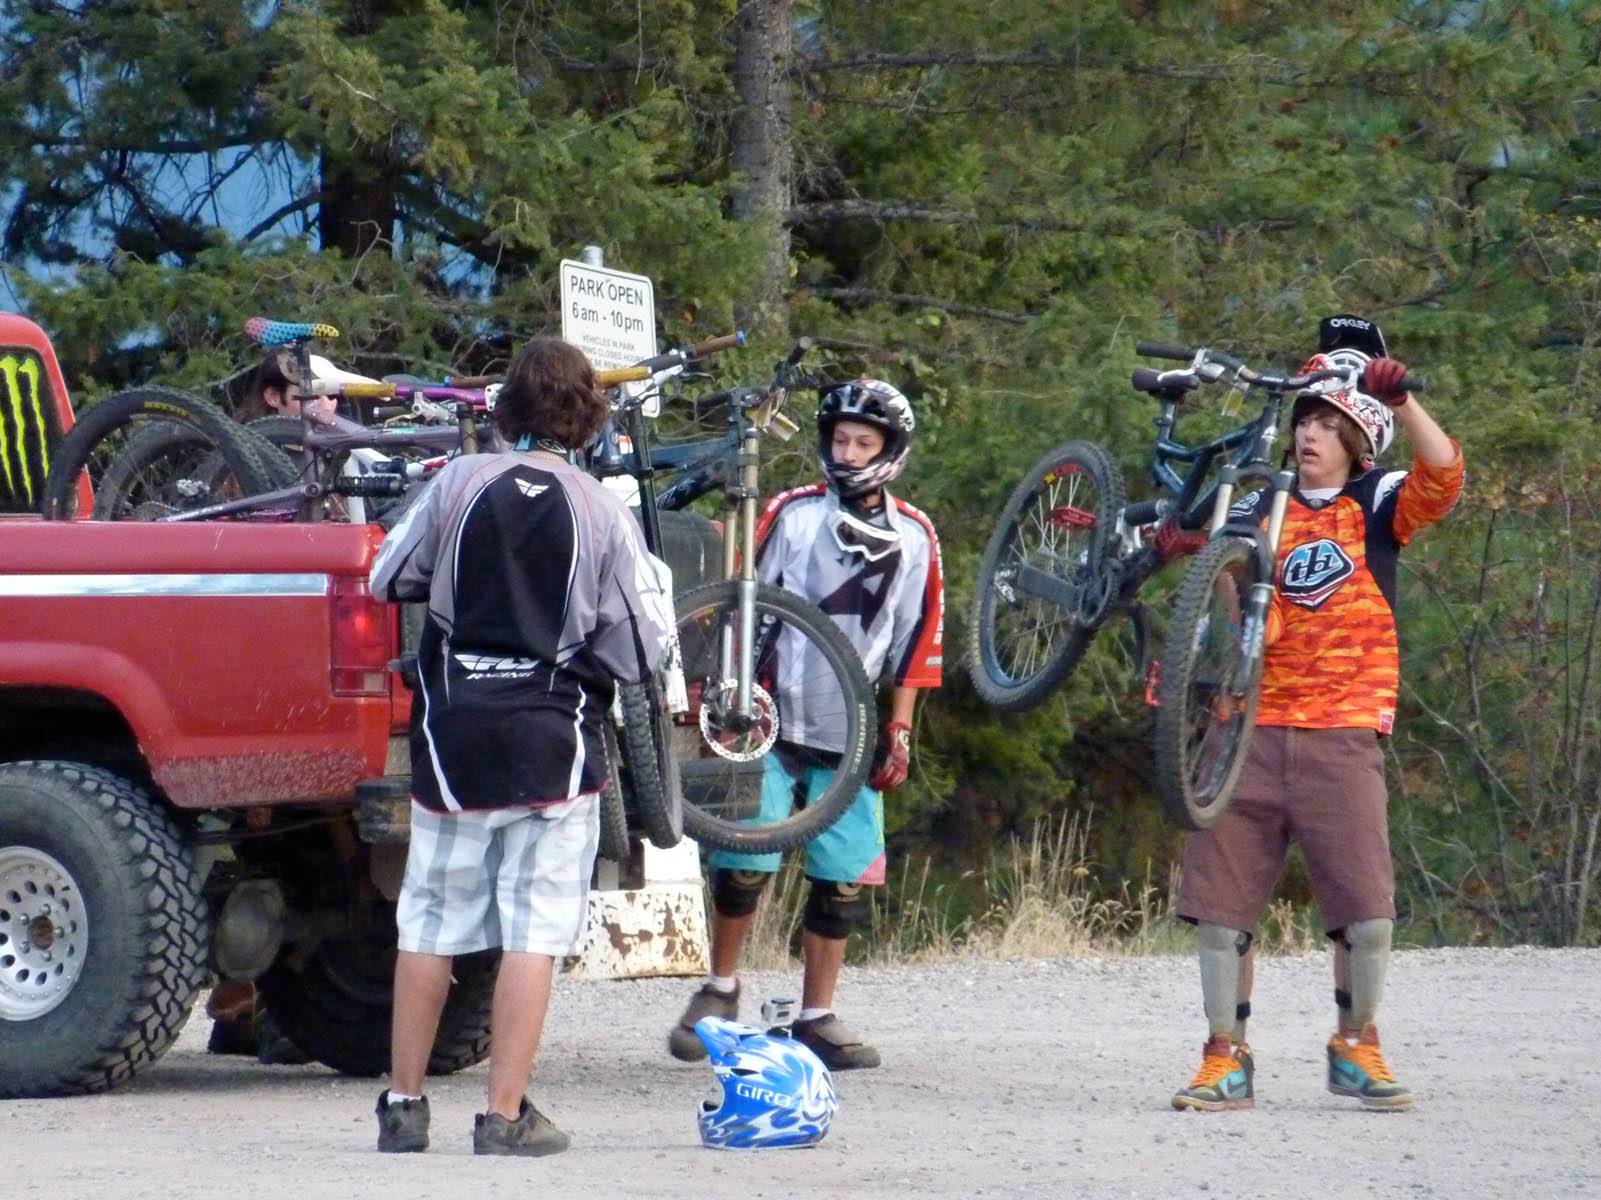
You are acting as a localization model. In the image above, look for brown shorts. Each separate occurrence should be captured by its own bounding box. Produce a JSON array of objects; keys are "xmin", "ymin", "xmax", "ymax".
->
[{"xmin": 1175, "ymin": 725, "xmax": 1394, "ymax": 934}]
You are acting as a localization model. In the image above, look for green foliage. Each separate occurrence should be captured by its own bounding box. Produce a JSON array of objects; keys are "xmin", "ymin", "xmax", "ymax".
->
[{"xmin": 7, "ymin": 0, "xmax": 1601, "ymax": 942}]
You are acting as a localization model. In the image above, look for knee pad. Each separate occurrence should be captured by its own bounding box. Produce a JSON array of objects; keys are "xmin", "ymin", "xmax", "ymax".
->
[
  {"xmin": 802, "ymin": 878, "xmax": 868, "ymax": 940},
  {"xmin": 711, "ymin": 868, "xmax": 771, "ymax": 918},
  {"xmin": 1342, "ymin": 917, "xmax": 1392, "ymax": 953},
  {"xmin": 1198, "ymin": 923, "xmax": 1252, "ymax": 956}
]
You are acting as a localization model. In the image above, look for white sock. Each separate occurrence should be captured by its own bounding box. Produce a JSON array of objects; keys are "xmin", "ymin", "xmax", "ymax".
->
[
  {"xmin": 798, "ymin": 1007, "xmax": 831, "ymax": 1022},
  {"xmin": 386, "ymin": 1090, "xmax": 422, "ymax": 1105},
  {"xmin": 705, "ymin": 974, "xmax": 737, "ymax": 994}
]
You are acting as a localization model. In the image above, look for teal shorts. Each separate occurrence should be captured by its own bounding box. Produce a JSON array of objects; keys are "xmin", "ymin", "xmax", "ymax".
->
[{"xmin": 707, "ymin": 751, "xmax": 886, "ymax": 885}]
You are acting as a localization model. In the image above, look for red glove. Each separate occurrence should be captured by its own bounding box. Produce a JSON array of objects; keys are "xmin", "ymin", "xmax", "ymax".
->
[
  {"xmin": 1361, "ymin": 358, "xmax": 1411, "ymax": 406},
  {"xmin": 1153, "ymin": 516, "xmax": 1207, "ymax": 561},
  {"xmin": 870, "ymin": 722, "xmax": 912, "ymax": 791}
]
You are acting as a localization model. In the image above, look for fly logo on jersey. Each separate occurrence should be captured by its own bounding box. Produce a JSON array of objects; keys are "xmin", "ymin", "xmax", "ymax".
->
[
  {"xmin": 0, "ymin": 351, "xmax": 53, "ymax": 513},
  {"xmin": 515, "ymin": 480, "xmax": 548, "ymax": 500},
  {"xmin": 454, "ymin": 653, "xmax": 542, "ymax": 679},
  {"xmin": 1280, "ymin": 538, "xmax": 1355, "ymax": 609}
]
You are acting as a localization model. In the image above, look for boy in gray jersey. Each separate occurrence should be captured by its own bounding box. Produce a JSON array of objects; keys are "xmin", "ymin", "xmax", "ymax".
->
[
  {"xmin": 667, "ymin": 379, "xmax": 944, "ymax": 1071},
  {"xmin": 368, "ymin": 338, "xmax": 672, "ymax": 1155}
]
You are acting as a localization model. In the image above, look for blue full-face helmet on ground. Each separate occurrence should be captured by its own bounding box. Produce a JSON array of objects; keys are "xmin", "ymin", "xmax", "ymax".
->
[{"xmin": 695, "ymin": 1016, "xmax": 837, "ymax": 1149}]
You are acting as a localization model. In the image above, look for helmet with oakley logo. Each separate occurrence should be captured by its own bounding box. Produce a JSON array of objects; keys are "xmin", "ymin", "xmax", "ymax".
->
[
  {"xmin": 1292, "ymin": 350, "xmax": 1394, "ymax": 468},
  {"xmin": 694, "ymin": 1017, "xmax": 837, "ymax": 1150},
  {"xmin": 816, "ymin": 378, "xmax": 915, "ymax": 499},
  {"xmin": 1317, "ymin": 312, "xmax": 1388, "ymax": 359}
]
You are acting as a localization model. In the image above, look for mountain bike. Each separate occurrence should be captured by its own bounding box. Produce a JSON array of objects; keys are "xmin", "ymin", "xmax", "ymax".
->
[
  {"xmin": 590, "ymin": 340, "xmax": 877, "ymax": 855},
  {"xmin": 967, "ymin": 341, "xmax": 1392, "ymax": 828},
  {"xmin": 40, "ymin": 386, "xmax": 285, "ymax": 519},
  {"xmin": 39, "ymin": 319, "xmax": 489, "ymax": 523}
]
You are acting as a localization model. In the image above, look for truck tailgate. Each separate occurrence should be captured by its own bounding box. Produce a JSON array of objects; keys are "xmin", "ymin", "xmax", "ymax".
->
[{"xmin": 0, "ymin": 522, "xmax": 395, "ymax": 807}]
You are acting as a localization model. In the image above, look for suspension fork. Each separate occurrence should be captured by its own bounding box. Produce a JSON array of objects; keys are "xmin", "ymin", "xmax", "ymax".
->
[
  {"xmin": 1237, "ymin": 467, "xmax": 1296, "ymax": 685},
  {"xmin": 714, "ymin": 425, "xmax": 764, "ymax": 720},
  {"xmin": 1206, "ymin": 463, "xmax": 1294, "ymax": 689}
]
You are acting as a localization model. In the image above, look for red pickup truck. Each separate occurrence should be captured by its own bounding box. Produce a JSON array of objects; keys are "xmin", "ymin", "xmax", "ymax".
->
[{"xmin": 0, "ymin": 313, "xmax": 495, "ymax": 1097}]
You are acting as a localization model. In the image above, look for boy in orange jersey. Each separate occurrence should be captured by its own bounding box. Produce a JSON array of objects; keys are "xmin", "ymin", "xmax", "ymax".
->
[{"xmin": 1171, "ymin": 315, "xmax": 1463, "ymax": 1113}]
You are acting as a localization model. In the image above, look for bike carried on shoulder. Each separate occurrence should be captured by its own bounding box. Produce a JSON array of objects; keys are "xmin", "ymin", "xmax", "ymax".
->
[{"xmin": 967, "ymin": 341, "xmax": 1408, "ymax": 829}]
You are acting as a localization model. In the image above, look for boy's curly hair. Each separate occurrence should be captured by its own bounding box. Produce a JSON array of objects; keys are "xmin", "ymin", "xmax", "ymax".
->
[{"xmin": 493, "ymin": 338, "xmax": 607, "ymax": 450}]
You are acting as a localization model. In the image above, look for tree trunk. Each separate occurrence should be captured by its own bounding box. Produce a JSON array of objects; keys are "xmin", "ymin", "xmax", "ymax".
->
[
  {"xmin": 731, "ymin": 0, "xmax": 793, "ymax": 337},
  {"xmin": 316, "ymin": 0, "xmax": 405, "ymax": 260},
  {"xmin": 317, "ymin": 157, "xmax": 397, "ymax": 260}
]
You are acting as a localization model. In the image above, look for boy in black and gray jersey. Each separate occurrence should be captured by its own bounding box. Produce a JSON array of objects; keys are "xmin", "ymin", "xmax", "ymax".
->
[
  {"xmin": 369, "ymin": 338, "xmax": 672, "ymax": 1156},
  {"xmin": 668, "ymin": 378, "xmax": 944, "ymax": 1072}
]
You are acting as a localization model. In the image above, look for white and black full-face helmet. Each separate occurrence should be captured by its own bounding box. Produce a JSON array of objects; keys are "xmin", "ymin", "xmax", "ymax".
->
[
  {"xmin": 1293, "ymin": 350, "xmax": 1395, "ymax": 468},
  {"xmin": 816, "ymin": 378, "xmax": 915, "ymax": 499}
]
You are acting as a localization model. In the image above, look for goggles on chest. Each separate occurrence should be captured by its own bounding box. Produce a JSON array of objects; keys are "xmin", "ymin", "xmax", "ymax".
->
[{"xmin": 830, "ymin": 509, "xmax": 902, "ymax": 561}]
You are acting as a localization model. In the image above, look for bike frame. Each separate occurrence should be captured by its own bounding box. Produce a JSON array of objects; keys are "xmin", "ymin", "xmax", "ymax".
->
[{"xmin": 595, "ymin": 358, "xmax": 808, "ymax": 723}]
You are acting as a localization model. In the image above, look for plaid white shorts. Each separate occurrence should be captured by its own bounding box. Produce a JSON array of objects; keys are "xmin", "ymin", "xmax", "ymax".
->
[{"xmin": 397, "ymin": 795, "xmax": 599, "ymax": 957}]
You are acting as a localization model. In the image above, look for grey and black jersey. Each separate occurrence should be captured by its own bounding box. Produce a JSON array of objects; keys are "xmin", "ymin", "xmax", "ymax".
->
[
  {"xmin": 755, "ymin": 483, "xmax": 944, "ymax": 752},
  {"xmin": 371, "ymin": 452, "xmax": 673, "ymax": 813}
]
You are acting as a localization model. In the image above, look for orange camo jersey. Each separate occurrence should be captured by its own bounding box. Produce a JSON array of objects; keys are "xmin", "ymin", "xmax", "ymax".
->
[{"xmin": 1251, "ymin": 446, "xmax": 1464, "ymax": 732}]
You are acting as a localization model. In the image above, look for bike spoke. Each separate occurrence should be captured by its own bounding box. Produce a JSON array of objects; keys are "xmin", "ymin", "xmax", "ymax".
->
[{"xmin": 989, "ymin": 464, "xmax": 1095, "ymax": 682}]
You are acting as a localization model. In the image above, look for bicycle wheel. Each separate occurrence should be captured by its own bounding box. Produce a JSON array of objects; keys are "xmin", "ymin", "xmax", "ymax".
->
[
  {"xmin": 242, "ymin": 415, "xmax": 317, "ymax": 484},
  {"xmin": 41, "ymin": 387, "xmax": 278, "ymax": 520},
  {"xmin": 1152, "ymin": 536, "xmax": 1270, "ymax": 830},
  {"xmin": 967, "ymin": 440, "xmax": 1126, "ymax": 712},
  {"xmin": 92, "ymin": 420, "xmax": 300, "ymax": 519},
  {"xmin": 674, "ymin": 580, "xmax": 875, "ymax": 855},
  {"xmin": 616, "ymin": 675, "xmax": 684, "ymax": 849},
  {"xmin": 597, "ymin": 722, "xmax": 632, "ymax": 864}
]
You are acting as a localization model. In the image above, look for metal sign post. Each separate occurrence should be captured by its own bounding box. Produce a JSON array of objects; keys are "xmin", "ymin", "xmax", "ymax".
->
[{"xmin": 559, "ymin": 249, "xmax": 709, "ymax": 981}]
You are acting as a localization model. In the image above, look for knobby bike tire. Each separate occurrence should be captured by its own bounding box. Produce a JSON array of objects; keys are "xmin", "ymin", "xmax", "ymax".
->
[
  {"xmin": 1152, "ymin": 535, "xmax": 1269, "ymax": 830},
  {"xmin": 967, "ymin": 439, "xmax": 1127, "ymax": 713},
  {"xmin": 41, "ymin": 387, "xmax": 278, "ymax": 520},
  {"xmin": 674, "ymin": 580, "xmax": 875, "ymax": 855},
  {"xmin": 240, "ymin": 415, "xmax": 314, "ymax": 487},
  {"xmin": 597, "ymin": 722, "xmax": 632, "ymax": 864},
  {"xmin": 617, "ymin": 675, "xmax": 684, "ymax": 849},
  {"xmin": 92, "ymin": 421, "xmax": 301, "ymax": 519}
]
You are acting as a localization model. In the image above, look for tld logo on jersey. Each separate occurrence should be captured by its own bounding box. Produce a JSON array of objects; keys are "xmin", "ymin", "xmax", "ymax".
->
[{"xmin": 1280, "ymin": 538, "xmax": 1355, "ymax": 609}]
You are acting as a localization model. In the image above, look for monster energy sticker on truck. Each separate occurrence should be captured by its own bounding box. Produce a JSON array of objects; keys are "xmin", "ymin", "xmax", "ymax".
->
[{"xmin": 0, "ymin": 349, "xmax": 56, "ymax": 513}]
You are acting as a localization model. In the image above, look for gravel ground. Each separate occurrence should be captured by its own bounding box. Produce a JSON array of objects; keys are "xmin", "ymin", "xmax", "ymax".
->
[{"xmin": 5, "ymin": 947, "xmax": 1598, "ymax": 1199}]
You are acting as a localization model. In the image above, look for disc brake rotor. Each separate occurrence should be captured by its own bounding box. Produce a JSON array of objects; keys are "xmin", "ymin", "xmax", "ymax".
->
[{"xmin": 697, "ymin": 680, "xmax": 779, "ymax": 763}]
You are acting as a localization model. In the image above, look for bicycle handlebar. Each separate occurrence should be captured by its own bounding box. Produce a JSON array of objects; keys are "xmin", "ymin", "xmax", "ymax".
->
[
  {"xmin": 597, "ymin": 364, "xmax": 651, "ymax": 385},
  {"xmin": 336, "ymin": 381, "xmax": 399, "ymax": 399},
  {"xmin": 781, "ymin": 336, "xmax": 815, "ymax": 369},
  {"xmin": 588, "ymin": 331, "xmax": 749, "ymax": 388},
  {"xmin": 1136, "ymin": 341, "xmax": 1425, "ymax": 394}
]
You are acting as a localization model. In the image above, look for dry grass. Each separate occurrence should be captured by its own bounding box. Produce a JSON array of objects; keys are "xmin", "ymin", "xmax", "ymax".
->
[{"xmin": 737, "ymin": 811, "xmax": 1323, "ymax": 967}]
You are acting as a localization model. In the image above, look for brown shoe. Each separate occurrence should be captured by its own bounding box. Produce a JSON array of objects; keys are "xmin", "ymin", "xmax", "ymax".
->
[
  {"xmin": 792, "ymin": 1013, "xmax": 881, "ymax": 1070},
  {"xmin": 668, "ymin": 982, "xmax": 740, "ymax": 1061},
  {"xmin": 473, "ymin": 1098, "xmax": 570, "ymax": 1157}
]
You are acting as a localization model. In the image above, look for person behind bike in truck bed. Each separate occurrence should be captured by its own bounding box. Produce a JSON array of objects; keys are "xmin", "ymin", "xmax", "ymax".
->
[
  {"xmin": 205, "ymin": 349, "xmax": 388, "ymax": 1063},
  {"xmin": 366, "ymin": 337, "xmax": 673, "ymax": 1156},
  {"xmin": 1169, "ymin": 314, "xmax": 1463, "ymax": 1113},
  {"xmin": 666, "ymin": 378, "xmax": 944, "ymax": 1072},
  {"xmin": 253, "ymin": 348, "xmax": 383, "ymax": 420}
]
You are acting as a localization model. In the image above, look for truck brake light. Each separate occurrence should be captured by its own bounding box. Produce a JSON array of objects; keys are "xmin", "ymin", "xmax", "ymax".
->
[{"xmin": 330, "ymin": 576, "xmax": 395, "ymax": 696}]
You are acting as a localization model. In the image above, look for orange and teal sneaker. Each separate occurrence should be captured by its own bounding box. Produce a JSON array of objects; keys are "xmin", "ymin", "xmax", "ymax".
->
[
  {"xmin": 1327, "ymin": 1024, "xmax": 1412, "ymax": 1110},
  {"xmin": 1171, "ymin": 1034, "xmax": 1255, "ymax": 1111}
]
